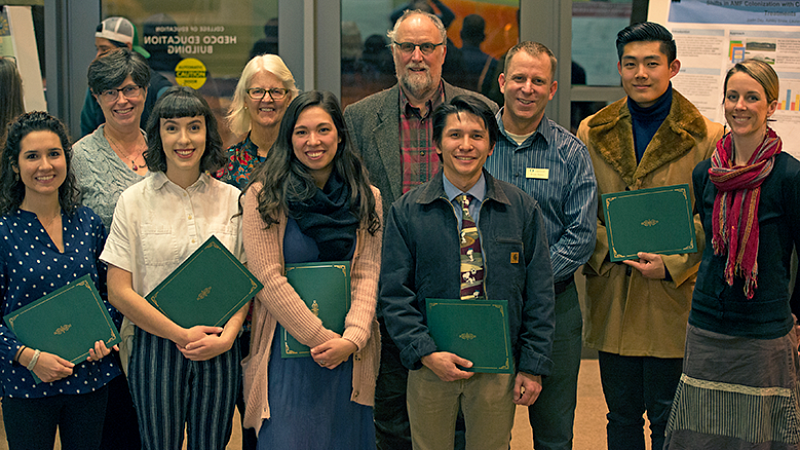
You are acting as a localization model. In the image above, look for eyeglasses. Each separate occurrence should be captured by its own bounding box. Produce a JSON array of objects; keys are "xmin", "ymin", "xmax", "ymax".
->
[
  {"xmin": 247, "ymin": 87, "xmax": 289, "ymax": 101},
  {"xmin": 98, "ymin": 85, "xmax": 142, "ymax": 102},
  {"xmin": 392, "ymin": 41, "xmax": 444, "ymax": 55}
]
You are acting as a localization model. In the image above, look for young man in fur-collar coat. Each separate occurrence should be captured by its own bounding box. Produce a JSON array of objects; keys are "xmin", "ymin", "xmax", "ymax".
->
[{"xmin": 576, "ymin": 22, "xmax": 723, "ymax": 450}]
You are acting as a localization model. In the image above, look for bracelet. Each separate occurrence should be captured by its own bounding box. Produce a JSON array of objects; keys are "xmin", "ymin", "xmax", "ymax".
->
[
  {"xmin": 14, "ymin": 345, "xmax": 26, "ymax": 363},
  {"xmin": 26, "ymin": 349, "xmax": 41, "ymax": 371}
]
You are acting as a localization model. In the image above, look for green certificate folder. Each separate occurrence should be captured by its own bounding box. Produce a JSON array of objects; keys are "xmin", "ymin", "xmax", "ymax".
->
[
  {"xmin": 145, "ymin": 235, "xmax": 263, "ymax": 328},
  {"xmin": 4, "ymin": 274, "xmax": 121, "ymax": 383},
  {"xmin": 426, "ymin": 298, "xmax": 514, "ymax": 374},
  {"xmin": 281, "ymin": 262, "xmax": 351, "ymax": 358},
  {"xmin": 602, "ymin": 184, "xmax": 698, "ymax": 262}
]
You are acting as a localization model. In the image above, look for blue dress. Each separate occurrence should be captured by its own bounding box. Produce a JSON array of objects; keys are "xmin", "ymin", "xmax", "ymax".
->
[{"xmin": 257, "ymin": 217, "xmax": 375, "ymax": 450}]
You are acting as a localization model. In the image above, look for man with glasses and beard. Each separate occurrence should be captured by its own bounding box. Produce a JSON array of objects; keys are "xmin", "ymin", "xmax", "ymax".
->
[{"xmin": 344, "ymin": 9, "xmax": 496, "ymax": 450}]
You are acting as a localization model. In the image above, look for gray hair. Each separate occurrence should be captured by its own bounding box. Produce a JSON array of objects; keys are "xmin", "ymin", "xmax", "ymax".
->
[
  {"xmin": 387, "ymin": 9, "xmax": 446, "ymax": 44},
  {"xmin": 227, "ymin": 54, "xmax": 298, "ymax": 136}
]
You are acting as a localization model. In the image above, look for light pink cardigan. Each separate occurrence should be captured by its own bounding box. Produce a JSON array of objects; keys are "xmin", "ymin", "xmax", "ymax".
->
[{"xmin": 241, "ymin": 183, "xmax": 382, "ymax": 433}]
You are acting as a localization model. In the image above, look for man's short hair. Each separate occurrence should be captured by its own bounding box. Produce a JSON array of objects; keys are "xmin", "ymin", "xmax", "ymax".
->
[
  {"xmin": 432, "ymin": 95, "xmax": 499, "ymax": 149},
  {"xmin": 615, "ymin": 22, "xmax": 677, "ymax": 64},
  {"xmin": 387, "ymin": 9, "xmax": 447, "ymax": 45},
  {"xmin": 504, "ymin": 41, "xmax": 558, "ymax": 78}
]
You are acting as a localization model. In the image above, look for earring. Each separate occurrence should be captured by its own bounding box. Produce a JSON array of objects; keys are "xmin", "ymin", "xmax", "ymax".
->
[
  {"xmin": 244, "ymin": 106, "xmax": 248, "ymax": 110},
  {"xmin": 14, "ymin": 172, "xmax": 19, "ymax": 182}
]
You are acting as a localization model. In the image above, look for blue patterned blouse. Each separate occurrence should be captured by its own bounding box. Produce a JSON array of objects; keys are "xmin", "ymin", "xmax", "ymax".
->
[
  {"xmin": 0, "ymin": 207, "xmax": 121, "ymax": 398},
  {"xmin": 214, "ymin": 134, "xmax": 268, "ymax": 190}
]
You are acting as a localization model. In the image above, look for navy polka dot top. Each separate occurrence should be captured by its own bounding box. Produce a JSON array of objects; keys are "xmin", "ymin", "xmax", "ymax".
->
[{"xmin": 0, "ymin": 207, "xmax": 121, "ymax": 398}]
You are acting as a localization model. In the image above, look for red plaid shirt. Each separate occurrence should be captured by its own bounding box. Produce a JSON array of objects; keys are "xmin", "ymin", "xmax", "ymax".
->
[{"xmin": 399, "ymin": 82, "xmax": 445, "ymax": 193}]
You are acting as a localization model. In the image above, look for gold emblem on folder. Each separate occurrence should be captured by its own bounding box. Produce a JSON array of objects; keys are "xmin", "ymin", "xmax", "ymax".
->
[
  {"xmin": 54, "ymin": 324, "xmax": 72, "ymax": 335},
  {"xmin": 197, "ymin": 286, "xmax": 212, "ymax": 301},
  {"xmin": 311, "ymin": 300, "xmax": 320, "ymax": 317},
  {"xmin": 459, "ymin": 333, "xmax": 476, "ymax": 340},
  {"xmin": 641, "ymin": 219, "xmax": 659, "ymax": 227}
]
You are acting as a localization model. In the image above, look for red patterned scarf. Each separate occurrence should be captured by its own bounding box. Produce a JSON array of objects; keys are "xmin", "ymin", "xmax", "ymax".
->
[{"xmin": 709, "ymin": 127, "xmax": 781, "ymax": 299}]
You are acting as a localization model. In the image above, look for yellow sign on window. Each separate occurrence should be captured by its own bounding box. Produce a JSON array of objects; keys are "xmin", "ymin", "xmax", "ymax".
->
[{"xmin": 175, "ymin": 58, "xmax": 207, "ymax": 89}]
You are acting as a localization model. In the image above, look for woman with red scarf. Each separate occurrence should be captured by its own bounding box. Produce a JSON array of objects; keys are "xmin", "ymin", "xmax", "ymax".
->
[{"xmin": 664, "ymin": 59, "xmax": 800, "ymax": 449}]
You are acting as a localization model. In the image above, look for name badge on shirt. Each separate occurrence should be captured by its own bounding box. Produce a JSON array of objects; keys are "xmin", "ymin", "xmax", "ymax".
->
[{"xmin": 526, "ymin": 168, "xmax": 549, "ymax": 180}]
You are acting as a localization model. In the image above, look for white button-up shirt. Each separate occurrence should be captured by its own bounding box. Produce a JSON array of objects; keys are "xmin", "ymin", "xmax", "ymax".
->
[{"xmin": 101, "ymin": 172, "xmax": 244, "ymax": 297}]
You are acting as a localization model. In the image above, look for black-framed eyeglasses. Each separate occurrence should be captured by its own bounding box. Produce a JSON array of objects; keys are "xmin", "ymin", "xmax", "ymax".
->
[
  {"xmin": 392, "ymin": 41, "xmax": 444, "ymax": 55},
  {"xmin": 247, "ymin": 87, "xmax": 289, "ymax": 101},
  {"xmin": 98, "ymin": 85, "xmax": 142, "ymax": 102}
]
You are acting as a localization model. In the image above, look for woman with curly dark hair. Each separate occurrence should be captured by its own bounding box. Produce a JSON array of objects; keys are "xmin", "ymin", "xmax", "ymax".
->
[
  {"xmin": 103, "ymin": 86, "xmax": 246, "ymax": 450},
  {"xmin": 0, "ymin": 111, "xmax": 119, "ymax": 450},
  {"xmin": 241, "ymin": 90, "xmax": 381, "ymax": 449}
]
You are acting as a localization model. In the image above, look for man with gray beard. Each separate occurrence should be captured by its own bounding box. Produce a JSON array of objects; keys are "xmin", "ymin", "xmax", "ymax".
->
[{"xmin": 344, "ymin": 9, "xmax": 496, "ymax": 450}]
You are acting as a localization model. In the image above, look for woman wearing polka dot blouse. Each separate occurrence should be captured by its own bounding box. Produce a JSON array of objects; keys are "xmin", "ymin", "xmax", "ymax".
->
[{"xmin": 0, "ymin": 111, "xmax": 121, "ymax": 450}]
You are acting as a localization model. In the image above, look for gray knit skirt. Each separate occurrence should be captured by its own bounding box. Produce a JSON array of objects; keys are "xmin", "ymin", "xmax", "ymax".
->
[{"xmin": 664, "ymin": 324, "xmax": 800, "ymax": 449}]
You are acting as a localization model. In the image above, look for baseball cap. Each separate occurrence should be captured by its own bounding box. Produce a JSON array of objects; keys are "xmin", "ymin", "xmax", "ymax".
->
[{"xmin": 96, "ymin": 17, "xmax": 151, "ymax": 59}]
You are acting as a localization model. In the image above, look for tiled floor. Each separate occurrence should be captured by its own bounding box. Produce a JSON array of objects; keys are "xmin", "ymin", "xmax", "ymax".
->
[{"xmin": 0, "ymin": 359, "xmax": 653, "ymax": 450}]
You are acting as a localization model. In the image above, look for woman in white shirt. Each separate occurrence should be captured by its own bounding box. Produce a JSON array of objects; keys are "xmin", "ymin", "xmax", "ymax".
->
[{"xmin": 103, "ymin": 86, "xmax": 247, "ymax": 450}]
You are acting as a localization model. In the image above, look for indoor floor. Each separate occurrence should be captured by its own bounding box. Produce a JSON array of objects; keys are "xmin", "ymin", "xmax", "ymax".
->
[{"xmin": 0, "ymin": 358, "xmax": 655, "ymax": 450}]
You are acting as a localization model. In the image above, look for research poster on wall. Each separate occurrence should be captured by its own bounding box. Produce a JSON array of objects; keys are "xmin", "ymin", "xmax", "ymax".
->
[{"xmin": 649, "ymin": 0, "xmax": 800, "ymax": 158}]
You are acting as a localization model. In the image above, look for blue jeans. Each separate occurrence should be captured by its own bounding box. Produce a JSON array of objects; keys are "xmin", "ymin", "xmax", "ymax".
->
[
  {"xmin": 598, "ymin": 351, "xmax": 682, "ymax": 450},
  {"xmin": 528, "ymin": 281, "xmax": 583, "ymax": 450}
]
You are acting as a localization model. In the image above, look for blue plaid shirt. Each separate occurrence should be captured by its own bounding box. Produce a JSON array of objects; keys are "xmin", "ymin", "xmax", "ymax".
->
[{"xmin": 485, "ymin": 111, "xmax": 598, "ymax": 282}]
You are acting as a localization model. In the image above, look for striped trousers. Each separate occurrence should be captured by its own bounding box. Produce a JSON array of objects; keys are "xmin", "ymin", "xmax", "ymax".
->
[{"xmin": 129, "ymin": 326, "xmax": 241, "ymax": 450}]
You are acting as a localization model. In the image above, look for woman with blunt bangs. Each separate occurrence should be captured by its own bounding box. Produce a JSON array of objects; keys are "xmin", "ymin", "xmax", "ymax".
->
[
  {"xmin": 216, "ymin": 54, "xmax": 298, "ymax": 189},
  {"xmin": 241, "ymin": 90, "xmax": 381, "ymax": 450},
  {"xmin": 0, "ymin": 112, "xmax": 120, "ymax": 450},
  {"xmin": 664, "ymin": 59, "xmax": 800, "ymax": 449},
  {"xmin": 103, "ymin": 86, "xmax": 247, "ymax": 450}
]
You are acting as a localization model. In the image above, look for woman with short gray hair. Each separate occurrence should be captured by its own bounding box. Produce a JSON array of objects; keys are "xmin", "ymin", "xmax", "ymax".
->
[
  {"xmin": 71, "ymin": 47, "xmax": 151, "ymax": 450},
  {"xmin": 72, "ymin": 48, "xmax": 151, "ymax": 229}
]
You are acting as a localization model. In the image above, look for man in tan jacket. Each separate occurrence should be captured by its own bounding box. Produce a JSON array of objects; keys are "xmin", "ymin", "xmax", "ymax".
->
[{"xmin": 577, "ymin": 22, "xmax": 723, "ymax": 450}]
